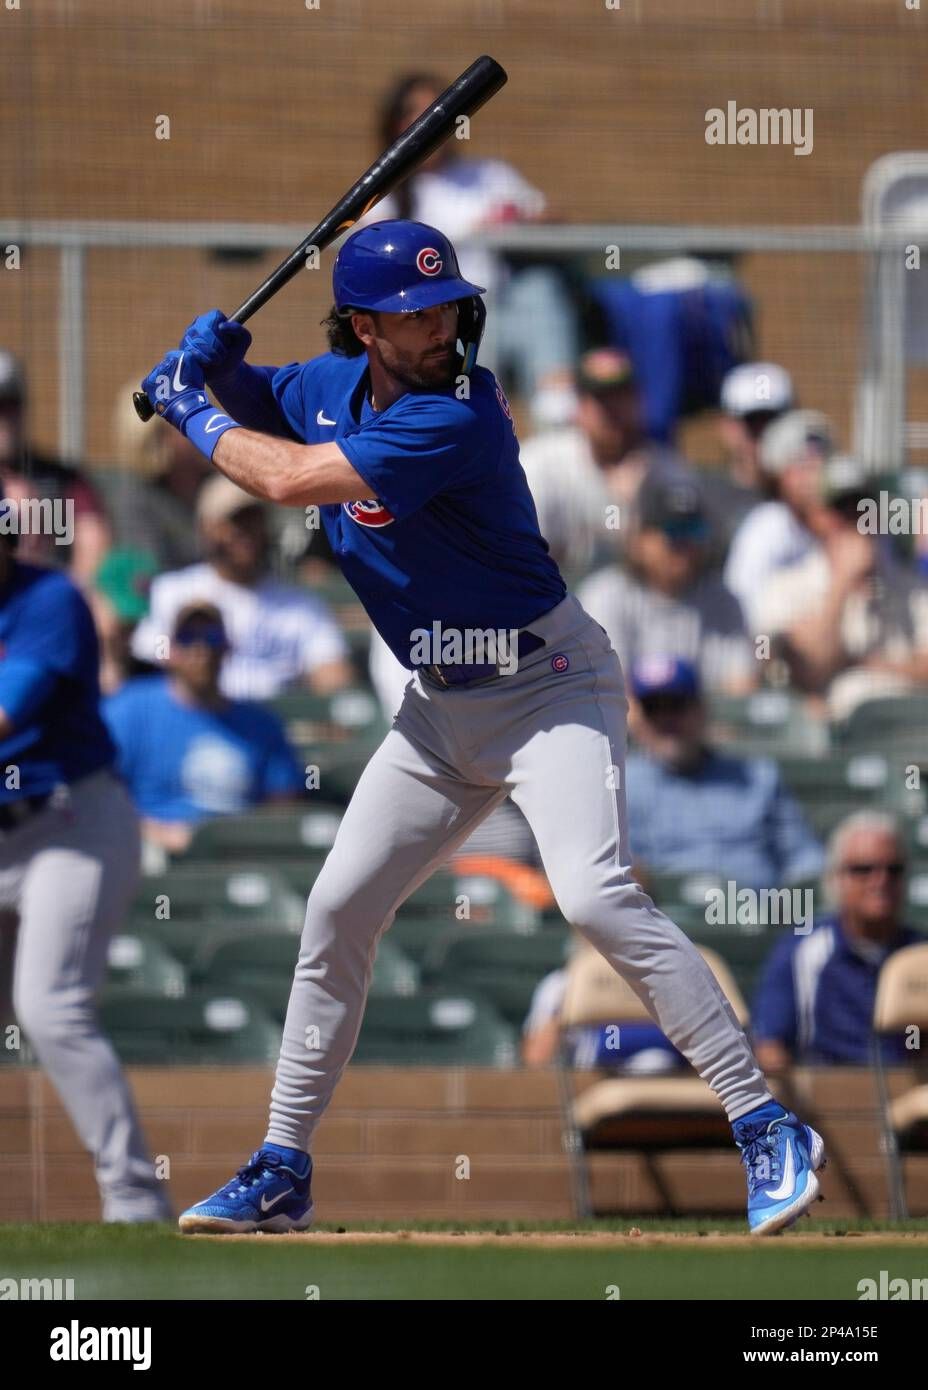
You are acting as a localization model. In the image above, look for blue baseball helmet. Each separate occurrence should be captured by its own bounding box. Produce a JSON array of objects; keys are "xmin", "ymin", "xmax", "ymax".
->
[{"xmin": 332, "ymin": 220, "xmax": 487, "ymax": 373}]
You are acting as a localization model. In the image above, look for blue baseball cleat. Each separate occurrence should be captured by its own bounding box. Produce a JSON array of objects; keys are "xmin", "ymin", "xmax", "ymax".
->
[
  {"xmin": 733, "ymin": 1102, "xmax": 827, "ymax": 1236},
  {"xmin": 179, "ymin": 1145, "xmax": 313, "ymax": 1235}
]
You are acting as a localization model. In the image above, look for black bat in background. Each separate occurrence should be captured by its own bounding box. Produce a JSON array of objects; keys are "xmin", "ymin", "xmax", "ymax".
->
[{"xmin": 133, "ymin": 54, "xmax": 508, "ymax": 421}]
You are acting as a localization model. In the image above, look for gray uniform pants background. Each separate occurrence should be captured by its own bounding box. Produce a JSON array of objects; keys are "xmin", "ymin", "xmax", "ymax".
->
[
  {"xmin": 266, "ymin": 595, "xmax": 771, "ymax": 1151},
  {"xmin": 0, "ymin": 769, "xmax": 169, "ymax": 1221}
]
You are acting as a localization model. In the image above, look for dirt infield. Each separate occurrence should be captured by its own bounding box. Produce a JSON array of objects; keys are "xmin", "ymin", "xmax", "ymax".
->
[{"xmin": 209, "ymin": 1230, "xmax": 928, "ymax": 1249}]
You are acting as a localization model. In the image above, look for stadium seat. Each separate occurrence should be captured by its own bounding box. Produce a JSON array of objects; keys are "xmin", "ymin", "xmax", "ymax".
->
[
  {"xmin": 422, "ymin": 927, "xmax": 569, "ymax": 1027},
  {"xmin": 707, "ymin": 690, "xmax": 828, "ymax": 758},
  {"xmin": 557, "ymin": 943, "xmax": 748, "ymax": 1217},
  {"xmin": 99, "ymin": 990, "xmax": 282, "ymax": 1064},
  {"xmin": 183, "ymin": 807, "xmax": 344, "ymax": 862},
  {"xmin": 778, "ymin": 751, "xmax": 894, "ymax": 837},
  {"xmin": 871, "ymin": 942, "xmax": 928, "ymax": 1219},
  {"xmin": 105, "ymin": 933, "xmax": 187, "ymax": 998},
  {"xmin": 351, "ymin": 990, "xmax": 517, "ymax": 1066},
  {"xmin": 131, "ymin": 865, "xmax": 306, "ymax": 931},
  {"xmin": 191, "ymin": 931, "xmax": 419, "ymax": 1020},
  {"xmin": 836, "ymin": 695, "xmax": 928, "ymax": 753},
  {"xmin": 448, "ymin": 873, "xmax": 539, "ymax": 931}
]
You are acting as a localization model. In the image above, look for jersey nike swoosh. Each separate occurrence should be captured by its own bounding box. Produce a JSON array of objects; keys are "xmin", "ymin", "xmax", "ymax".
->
[
  {"xmin": 259, "ymin": 1189, "xmax": 292, "ymax": 1213},
  {"xmin": 316, "ymin": 409, "xmax": 336, "ymax": 426},
  {"xmin": 766, "ymin": 1136, "xmax": 796, "ymax": 1200}
]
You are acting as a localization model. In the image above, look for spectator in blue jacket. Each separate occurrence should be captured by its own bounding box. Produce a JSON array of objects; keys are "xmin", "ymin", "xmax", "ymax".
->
[
  {"xmin": 624, "ymin": 656, "xmax": 823, "ymax": 890},
  {"xmin": 752, "ymin": 812, "xmax": 922, "ymax": 1070},
  {"xmin": 104, "ymin": 601, "xmax": 304, "ymax": 854}
]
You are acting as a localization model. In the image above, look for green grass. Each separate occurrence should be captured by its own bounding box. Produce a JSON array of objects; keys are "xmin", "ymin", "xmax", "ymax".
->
[{"xmin": 0, "ymin": 1220, "xmax": 926, "ymax": 1300}]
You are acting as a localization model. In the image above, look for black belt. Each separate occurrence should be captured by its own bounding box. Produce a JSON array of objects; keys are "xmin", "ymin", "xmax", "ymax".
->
[
  {"xmin": 0, "ymin": 791, "xmax": 53, "ymax": 833},
  {"xmin": 422, "ymin": 629, "xmax": 546, "ymax": 688}
]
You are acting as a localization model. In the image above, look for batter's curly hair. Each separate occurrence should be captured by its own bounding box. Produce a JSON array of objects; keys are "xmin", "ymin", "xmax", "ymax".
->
[{"xmin": 321, "ymin": 304, "xmax": 378, "ymax": 357}]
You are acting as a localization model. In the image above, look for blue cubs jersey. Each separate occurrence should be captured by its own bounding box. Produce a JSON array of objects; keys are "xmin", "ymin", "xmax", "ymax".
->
[
  {"xmin": 0, "ymin": 562, "xmax": 115, "ymax": 801},
  {"xmin": 266, "ymin": 353, "xmax": 566, "ymax": 667}
]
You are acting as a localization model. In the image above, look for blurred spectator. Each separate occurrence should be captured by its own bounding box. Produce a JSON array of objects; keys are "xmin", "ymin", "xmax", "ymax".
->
[
  {"xmin": 752, "ymin": 812, "xmax": 921, "ymax": 1070},
  {"xmin": 624, "ymin": 656, "xmax": 823, "ymax": 889},
  {"xmin": 522, "ymin": 956, "xmax": 685, "ymax": 1072},
  {"xmin": 367, "ymin": 72, "xmax": 579, "ymax": 427},
  {"xmin": 0, "ymin": 351, "xmax": 110, "ymax": 583},
  {"xmin": 754, "ymin": 455, "xmax": 928, "ymax": 721},
  {"xmin": 91, "ymin": 547, "xmax": 160, "ymax": 693},
  {"xmin": 130, "ymin": 476, "xmax": 352, "ymax": 699},
  {"xmin": 578, "ymin": 471, "xmax": 756, "ymax": 695},
  {"xmin": 105, "ymin": 602, "xmax": 304, "ymax": 855},
  {"xmin": 104, "ymin": 380, "xmax": 213, "ymax": 570},
  {"xmin": 718, "ymin": 361, "xmax": 795, "ymax": 494},
  {"xmin": 520, "ymin": 348, "xmax": 688, "ymax": 573},
  {"xmin": 723, "ymin": 409, "xmax": 833, "ymax": 631},
  {"xmin": 699, "ymin": 361, "xmax": 796, "ymax": 551}
]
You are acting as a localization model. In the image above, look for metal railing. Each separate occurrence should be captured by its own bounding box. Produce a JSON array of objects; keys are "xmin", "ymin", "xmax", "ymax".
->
[{"xmin": 0, "ymin": 218, "xmax": 922, "ymax": 464}]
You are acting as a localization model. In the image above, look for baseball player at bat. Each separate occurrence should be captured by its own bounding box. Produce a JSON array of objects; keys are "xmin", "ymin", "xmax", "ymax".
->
[
  {"xmin": 0, "ymin": 512, "xmax": 170, "ymax": 1222},
  {"xmin": 140, "ymin": 220, "xmax": 825, "ymax": 1236}
]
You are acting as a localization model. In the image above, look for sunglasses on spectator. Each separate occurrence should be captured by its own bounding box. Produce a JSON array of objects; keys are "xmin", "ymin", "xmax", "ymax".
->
[
  {"xmin": 841, "ymin": 862, "xmax": 906, "ymax": 878},
  {"xmin": 174, "ymin": 625, "xmax": 227, "ymax": 649}
]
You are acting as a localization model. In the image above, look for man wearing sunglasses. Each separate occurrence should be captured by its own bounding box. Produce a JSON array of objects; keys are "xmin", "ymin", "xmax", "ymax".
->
[
  {"xmin": 752, "ymin": 811, "xmax": 920, "ymax": 1072},
  {"xmin": 104, "ymin": 602, "xmax": 304, "ymax": 856}
]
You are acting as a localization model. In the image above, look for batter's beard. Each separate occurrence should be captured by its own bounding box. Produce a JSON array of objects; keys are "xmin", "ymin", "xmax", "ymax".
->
[{"xmin": 378, "ymin": 345, "xmax": 458, "ymax": 392}]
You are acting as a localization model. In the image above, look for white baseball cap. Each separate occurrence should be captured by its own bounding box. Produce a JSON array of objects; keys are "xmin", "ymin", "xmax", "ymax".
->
[
  {"xmin": 720, "ymin": 362, "xmax": 794, "ymax": 418},
  {"xmin": 759, "ymin": 409, "xmax": 834, "ymax": 475}
]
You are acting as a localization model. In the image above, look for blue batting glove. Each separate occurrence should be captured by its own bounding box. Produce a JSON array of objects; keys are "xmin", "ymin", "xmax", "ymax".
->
[
  {"xmin": 140, "ymin": 350, "xmax": 240, "ymax": 460},
  {"xmin": 179, "ymin": 310, "xmax": 252, "ymax": 381}
]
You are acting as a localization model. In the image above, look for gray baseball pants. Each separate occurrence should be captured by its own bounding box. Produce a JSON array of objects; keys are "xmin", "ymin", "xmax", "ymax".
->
[
  {"xmin": 0, "ymin": 769, "xmax": 170, "ymax": 1221},
  {"xmin": 266, "ymin": 595, "xmax": 771, "ymax": 1150}
]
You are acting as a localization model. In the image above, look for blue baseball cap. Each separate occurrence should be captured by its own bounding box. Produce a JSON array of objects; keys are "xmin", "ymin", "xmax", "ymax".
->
[{"xmin": 630, "ymin": 656, "xmax": 700, "ymax": 701}]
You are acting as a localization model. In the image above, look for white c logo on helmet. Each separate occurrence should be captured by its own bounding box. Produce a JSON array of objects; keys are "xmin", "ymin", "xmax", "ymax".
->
[{"xmin": 416, "ymin": 247, "xmax": 443, "ymax": 276}]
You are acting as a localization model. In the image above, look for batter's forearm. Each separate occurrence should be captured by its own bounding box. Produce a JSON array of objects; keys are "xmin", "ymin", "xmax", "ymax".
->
[{"xmin": 211, "ymin": 427, "xmax": 376, "ymax": 507}]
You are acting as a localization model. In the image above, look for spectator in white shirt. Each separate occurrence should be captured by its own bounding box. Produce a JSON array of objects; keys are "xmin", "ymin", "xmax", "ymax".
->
[
  {"xmin": 754, "ymin": 456, "xmax": 928, "ymax": 721},
  {"xmin": 723, "ymin": 409, "xmax": 834, "ymax": 632},
  {"xmin": 367, "ymin": 72, "xmax": 579, "ymax": 428},
  {"xmin": 519, "ymin": 348, "xmax": 687, "ymax": 576},
  {"xmin": 579, "ymin": 471, "xmax": 756, "ymax": 696},
  {"xmin": 131, "ymin": 476, "xmax": 352, "ymax": 700}
]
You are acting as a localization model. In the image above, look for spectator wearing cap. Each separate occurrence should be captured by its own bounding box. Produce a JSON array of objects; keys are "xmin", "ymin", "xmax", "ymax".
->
[
  {"xmin": 105, "ymin": 602, "xmax": 305, "ymax": 855},
  {"xmin": 718, "ymin": 361, "xmax": 795, "ymax": 494},
  {"xmin": 0, "ymin": 351, "xmax": 110, "ymax": 584},
  {"xmin": 104, "ymin": 378, "xmax": 213, "ymax": 571},
  {"xmin": 623, "ymin": 656, "xmax": 822, "ymax": 890},
  {"xmin": 578, "ymin": 471, "xmax": 756, "ymax": 696},
  {"xmin": 752, "ymin": 812, "xmax": 921, "ymax": 1070},
  {"xmin": 519, "ymin": 347, "xmax": 690, "ymax": 575},
  {"xmin": 753, "ymin": 455, "xmax": 928, "ymax": 720},
  {"xmin": 130, "ymin": 475, "xmax": 352, "ymax": 700},
  {"xmin": 723, "ymin": 409, "xmax": 834, "ymax": 631}
]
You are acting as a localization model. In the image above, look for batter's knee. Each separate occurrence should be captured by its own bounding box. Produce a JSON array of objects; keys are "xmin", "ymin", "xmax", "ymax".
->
[
  {"xmin": 13, "ymin": 984, "xmax": 96, "ymax": 1052},
  {"xmin": 553, "ymin": 873, "xmax": 656, "ymax": 936}
]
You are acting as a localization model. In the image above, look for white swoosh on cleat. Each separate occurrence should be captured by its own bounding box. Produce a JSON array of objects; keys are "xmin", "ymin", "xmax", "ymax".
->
[
  {"xmin": 260, "ymin": 1190, "xmax": 292, "ymax": 1213},
  {"xmin": 766, "ymin": 1138, "xmax": 796, "ymax": 1201}
]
